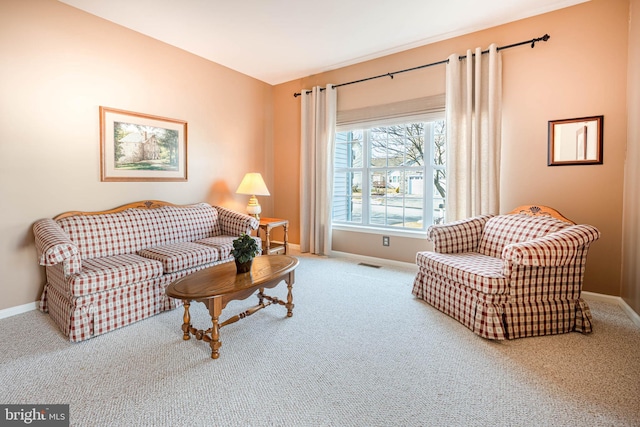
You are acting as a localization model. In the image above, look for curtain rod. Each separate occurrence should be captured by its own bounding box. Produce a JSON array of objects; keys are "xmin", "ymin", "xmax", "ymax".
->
[{"xmin": 293, "ymin": 34, "xmax": 550, "ymax": 97}]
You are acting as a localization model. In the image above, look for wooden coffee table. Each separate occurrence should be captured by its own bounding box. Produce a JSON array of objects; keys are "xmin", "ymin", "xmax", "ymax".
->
[{"xmin": 165, "ymin": 255, "xmax": 299, "ymax": 359}]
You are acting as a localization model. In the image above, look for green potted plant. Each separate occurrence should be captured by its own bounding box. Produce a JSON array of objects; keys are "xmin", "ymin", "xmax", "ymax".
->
[{"xmin": 232, "ymin": 233, "xmax": 259, "ymax": 273}]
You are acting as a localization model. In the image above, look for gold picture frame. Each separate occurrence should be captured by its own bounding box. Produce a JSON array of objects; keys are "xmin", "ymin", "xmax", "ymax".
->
[
  {"xmin": 548, "ymin": 115, "xmax": 603, "ymax": 166},
  {"xmin": 100, "ymin": 106, "xmax": 188, "ymax": 181}
]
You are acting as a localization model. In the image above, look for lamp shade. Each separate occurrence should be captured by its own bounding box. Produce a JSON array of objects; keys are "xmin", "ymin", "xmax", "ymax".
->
[{"xmin": 235, "ymin": 173, "xmax": 270, "ymax": 196}]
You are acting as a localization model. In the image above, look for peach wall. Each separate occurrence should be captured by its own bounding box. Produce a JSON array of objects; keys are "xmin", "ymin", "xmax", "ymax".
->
[
  {"xmin": 273, "ymin": 0, "xmax": 630, "ymax": 296},
  {"xmin": 622, "ymin": 0, "xmax": 640, "ymax": 313},
  {"xmin": 272, "ymin": 79, "xmax": 301, "ymax": 245},
  {"xmin": 0, "ymin": 0, "xmax": 273, "ymax": 310}
]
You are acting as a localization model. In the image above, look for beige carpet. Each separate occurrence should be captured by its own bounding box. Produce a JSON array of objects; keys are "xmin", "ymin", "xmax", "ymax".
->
[{"xmin": 1, "ymin": 252, "xmax": 639, "ymax": 426}]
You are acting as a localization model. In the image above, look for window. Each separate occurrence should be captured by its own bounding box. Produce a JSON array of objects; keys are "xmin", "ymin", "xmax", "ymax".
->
[{"xmin": 333, "ymin": 118, "xmax": 446, "ymax": 232}]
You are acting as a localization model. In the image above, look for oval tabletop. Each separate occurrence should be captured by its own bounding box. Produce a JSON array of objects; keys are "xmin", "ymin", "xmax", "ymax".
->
[{"xmin": 165, "ymin": 255, "xmax": 299, "ymax": 300}]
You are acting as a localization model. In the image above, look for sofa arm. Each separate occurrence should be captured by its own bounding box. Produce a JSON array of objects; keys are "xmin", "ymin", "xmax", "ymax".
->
[
  {"xmin": 427, "ymin": 214, "xmax": 493, "ymax": 254},
  {"xmin": 502, "ymin": 224, "xmax": 600, "ymax": 267},
  {"xmin": 33, "ymin": 219, "xmax": 82, "ymax": 273},
  {"xmin": 215, "ymin": 206, "xmax": 259, "ymax": 236}
]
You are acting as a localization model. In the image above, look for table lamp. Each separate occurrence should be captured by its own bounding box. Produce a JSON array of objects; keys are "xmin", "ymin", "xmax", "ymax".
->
[{"xmin": 236, "ymin": 172, "xmax": 270, "ymax": 220}]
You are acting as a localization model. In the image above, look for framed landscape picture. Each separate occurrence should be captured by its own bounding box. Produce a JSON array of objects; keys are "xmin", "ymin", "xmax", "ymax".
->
[{"xmin": 100, "ymin": 106, "xmax": 188, "ymax": 181}]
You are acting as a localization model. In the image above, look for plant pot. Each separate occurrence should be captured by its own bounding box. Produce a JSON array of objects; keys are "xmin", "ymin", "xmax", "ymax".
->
[{"xmin": 235, "ymin": 258, "xmax": 253, "ymax": 274}]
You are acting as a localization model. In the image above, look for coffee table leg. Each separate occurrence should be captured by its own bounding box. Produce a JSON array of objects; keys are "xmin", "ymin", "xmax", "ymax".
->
[
  {"xmin": 285, "ymin": 274, "xmax": 295, "ymax": 318},
  {"xmin": 181, "ymin": 300, "xmax": 191, "ymax": 340},
  {"xmin": 209, "ymin": 297, "xmax": 223, "ymax": 359}
]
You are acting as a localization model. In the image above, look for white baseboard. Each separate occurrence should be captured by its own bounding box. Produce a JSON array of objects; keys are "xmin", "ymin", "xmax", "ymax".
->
[
  {"xmin": 330, "ymin": 250, "xmax": 418, "ymax": 270},
  {"xmin": 0, "ymin": 301, "xmax": 38, "ymax": 320},
  {"xmin": 621, "ymin": 301, "xmax": 640, "ymax": 328},
  {"xmin": 288, "ymin": 243, "xmax": 301, "ymax": 252},
  {"xmin": 582, "ymin": 291, "xmax": 640, "ymax": 328},
  {"xmin": 582, "ymin": 291, "xmax": 623, "ymax": 304}
]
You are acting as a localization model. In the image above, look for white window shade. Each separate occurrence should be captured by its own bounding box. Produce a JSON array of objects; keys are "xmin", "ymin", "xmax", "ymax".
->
[{"xmin": 337, "ymin": 94, "xmax": 445, "ymax": 131}]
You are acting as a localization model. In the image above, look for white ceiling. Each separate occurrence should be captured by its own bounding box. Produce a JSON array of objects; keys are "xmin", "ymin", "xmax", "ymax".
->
[{"xmin": 58, "ymin": 0, "xmax": 588, "ymax": 85}]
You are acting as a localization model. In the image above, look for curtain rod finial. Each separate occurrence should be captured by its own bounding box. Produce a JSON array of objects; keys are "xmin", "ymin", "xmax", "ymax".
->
[{"xmin": 531, "ymin": 34, "xmax": 551, "ymax": 48}]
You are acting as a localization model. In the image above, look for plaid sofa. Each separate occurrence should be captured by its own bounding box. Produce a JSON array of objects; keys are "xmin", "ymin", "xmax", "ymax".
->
[
  {"xmin": 33, "ymin": 202, "xmax": 259, "ymax": 342},
  {"xmin": 412, "ymin": 213, "xmax": 600, "ymax": 340}
]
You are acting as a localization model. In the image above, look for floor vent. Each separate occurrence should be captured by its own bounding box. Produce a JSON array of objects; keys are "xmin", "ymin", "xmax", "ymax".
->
[{"xmin": 358, "ymin": 262, "xmax": 382, "ymax": 269}]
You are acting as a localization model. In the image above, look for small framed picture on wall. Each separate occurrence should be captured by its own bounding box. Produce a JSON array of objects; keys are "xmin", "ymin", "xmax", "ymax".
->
[{"xmin": 548, "ymin": 115, "xmax": 603, "ymax": 166}]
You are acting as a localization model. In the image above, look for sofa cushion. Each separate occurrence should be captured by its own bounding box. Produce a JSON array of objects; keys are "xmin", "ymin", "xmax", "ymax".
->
[
  {"xmin": 195, "ymin": 235, "xmax": 235, "ymax": 260},
  {"xmin": 477, "ymin": 214, "xmax": 570, "ymax": 258},
  {"xmin": 142, "ymin": 204, "xmax": 220, "ymax": 244},
  {"xmin": 195, "ymin": 235, "xmax": 261, "ymax": 260},
  {"xmin": 56, "ymin": 203, "xmax": 219, "ymax": 260},
  {"xmin": 67, "ymin": 254, "xmax": 164, "ymax": 296},
  {"xmin": 138, "ymin": 242, "xmax": 219, "ymax": 273},
  {"xmin": 416, "ymin": 251, "xmax": 507, "ymax": 295}
]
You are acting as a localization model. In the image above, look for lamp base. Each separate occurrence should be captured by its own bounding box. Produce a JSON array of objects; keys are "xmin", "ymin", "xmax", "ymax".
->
[{"xmin": 246, "ymin": 195, "xmax": 261, "ymax": 221}]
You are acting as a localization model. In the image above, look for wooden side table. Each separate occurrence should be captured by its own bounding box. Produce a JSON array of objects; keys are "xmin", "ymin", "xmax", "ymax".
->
[{"xmin": 258, "ymin": 217, "xmax": 288, "ymax": 255}]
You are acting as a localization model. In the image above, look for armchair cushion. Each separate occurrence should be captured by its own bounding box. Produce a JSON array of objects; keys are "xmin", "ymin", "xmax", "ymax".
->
[
  {"xmin": 416, "ymin": 252, "xmax": 507, "ymax": 294},
  {"xmin": 478, "ymin": 214, "xmax": 570, "ymax": 258}
]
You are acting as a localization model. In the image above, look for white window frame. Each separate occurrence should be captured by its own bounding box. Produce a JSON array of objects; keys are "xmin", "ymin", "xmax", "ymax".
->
[{"xmin": 332, "ymin": 112, "xmax": 445, "ymax": 236}]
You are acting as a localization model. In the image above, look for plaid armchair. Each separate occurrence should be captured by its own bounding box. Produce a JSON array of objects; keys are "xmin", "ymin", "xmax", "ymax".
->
[{"xmin": 412, "ymin": 208, "xmax": 600, "ymax": 339}]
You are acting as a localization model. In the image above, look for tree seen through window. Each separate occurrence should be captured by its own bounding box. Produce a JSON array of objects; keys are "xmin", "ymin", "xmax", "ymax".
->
[{"xmin": 333, "ymin": 119, "xmax": 445, "ymax": 231}]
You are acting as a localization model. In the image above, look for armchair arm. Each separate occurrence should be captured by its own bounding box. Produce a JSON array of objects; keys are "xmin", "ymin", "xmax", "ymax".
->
[
  {"xmin": 502, "ymin": 224, "xmax": 600, "ymax": 267},
  {"xmin": 215, "ymin": 206, "xmax": 259, "ymax": 236},
  {"xmin": 427, "ymin": 214, "xmax": 493, "ymax": 254},
  {"xmin": 33, "ymin": 219, "xmax": 81, "ymax": 272}
]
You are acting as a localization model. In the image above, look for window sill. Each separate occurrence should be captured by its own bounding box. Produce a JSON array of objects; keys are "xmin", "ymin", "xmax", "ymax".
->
[{"xmin": 332, "ymin": 224, "xmax": 428, "ymax": 239}]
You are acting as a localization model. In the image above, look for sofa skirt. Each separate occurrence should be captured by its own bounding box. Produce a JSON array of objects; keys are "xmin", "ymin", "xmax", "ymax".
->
[
  {"xmin": 39, "ymin": 262, "xmax": 223, "ymax": 342},
  {"xmin": 412, "ymin": 269, "xmax": 593, "ymax": 340}
]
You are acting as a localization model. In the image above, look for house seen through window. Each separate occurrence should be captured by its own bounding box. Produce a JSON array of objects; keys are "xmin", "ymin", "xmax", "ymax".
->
[{"xmin": 333, "ymin": 117, "xmax": 446, "ymax": 232}]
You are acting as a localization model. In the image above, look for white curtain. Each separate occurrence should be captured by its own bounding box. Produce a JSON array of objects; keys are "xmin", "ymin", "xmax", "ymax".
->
[
  {"xmin": 445, "ymin": 44, "xmax": 502, "ymax": 222},
  {"xmin": 300, "ymin": 85, "xmax": 337, "ymax": 255}
]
